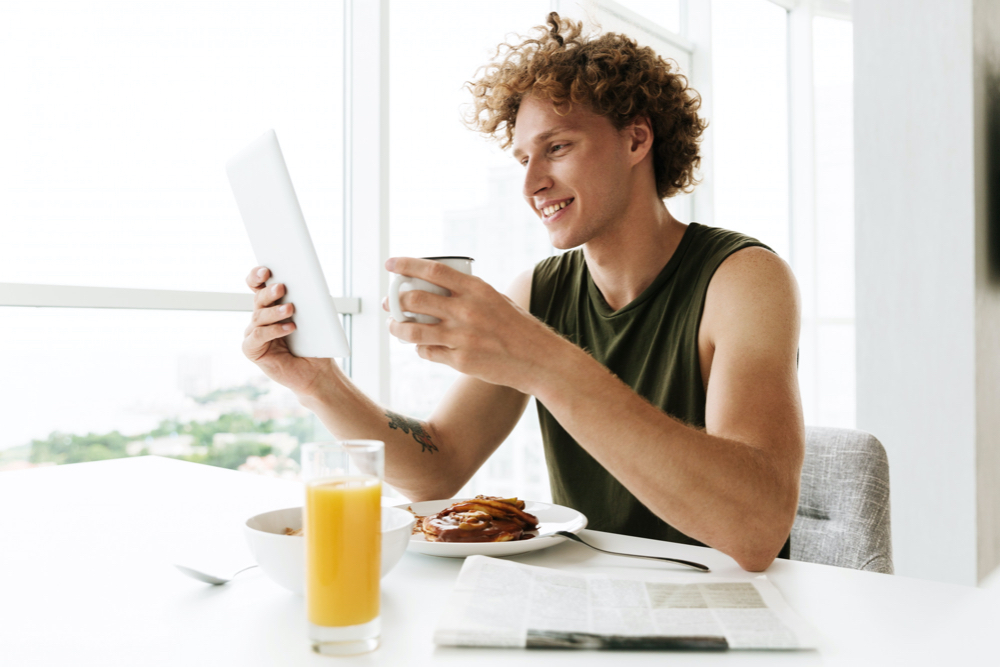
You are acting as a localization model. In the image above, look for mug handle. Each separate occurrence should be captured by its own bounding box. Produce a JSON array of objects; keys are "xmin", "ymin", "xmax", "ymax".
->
[{"xmin": 388, "ymin": 273, "xmax": 412, "ymax": 323}]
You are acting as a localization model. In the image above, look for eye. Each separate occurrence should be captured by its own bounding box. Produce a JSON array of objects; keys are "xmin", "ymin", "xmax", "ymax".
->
[{"xmin": 550, "ymin": 143, "xmax": 570, "ymax": 155}]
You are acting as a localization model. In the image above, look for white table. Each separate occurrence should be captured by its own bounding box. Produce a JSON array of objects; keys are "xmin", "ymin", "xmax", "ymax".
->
[{"xmin": 0, "ymin": 457, "xmax": 988, "ymax": 665}]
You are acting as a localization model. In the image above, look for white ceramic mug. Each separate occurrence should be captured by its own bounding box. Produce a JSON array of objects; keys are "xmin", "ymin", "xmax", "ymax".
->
[{"xmin": 388, "ymin": 256, "xmax": 474, "ymax": 324}]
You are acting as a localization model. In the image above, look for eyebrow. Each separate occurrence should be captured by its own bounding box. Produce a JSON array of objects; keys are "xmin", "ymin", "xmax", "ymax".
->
[{"xmin": 512, "ymin": 126, "xmax": 573, "ymax": 159}]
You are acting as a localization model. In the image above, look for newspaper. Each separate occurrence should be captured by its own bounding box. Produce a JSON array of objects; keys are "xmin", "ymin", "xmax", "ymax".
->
[{"xmin": 434, "ymin": 555, "xmax": 817, "ymax": 650}]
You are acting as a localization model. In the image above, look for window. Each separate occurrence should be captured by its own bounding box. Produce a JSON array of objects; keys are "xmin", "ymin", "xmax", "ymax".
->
[
  {"xmin": 0, "ymin": 0, "xmax": 344, "ymax": 294},
  {"xmin": 385, "ymin": 1, "xmax": 695, "ymax": 501},
  {"xmin": 711, "ymin": 0, "xmax": 791, "ymax": 258},
  {"xmin": 0, "ymin": 0, "xmax": 344, "ymax": 473},
  {"xmin": 710, "ymin": 0, "xmax": 856, "ymax": 427},
  {"xmin": 387, "ymin": 1, "xmax": 556, "ymax": 501},
  {"xmin": 1, "ymin": 308, "xmax": 310, "ymax": 474},
  {"xmin": 614, "ymin": 0, "xmax": 682, "ymax": 34},
  {"xmin": 811, "ymin": 15, "xmax": 855, "ymax": 427},
  {"xmin": 3, "ymin": 0, "xmax": 858, "ymax": 482}
]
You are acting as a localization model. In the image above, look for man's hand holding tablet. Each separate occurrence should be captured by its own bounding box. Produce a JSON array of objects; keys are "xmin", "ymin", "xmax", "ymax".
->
[
  {"xmin": 227, "ymin": 129, "xmax": 353, "ymax": 397},
  {"xmin": 242, "ymin": 265, "xmax": 336, "ymax": 398},
  {"xmin": 227, "ymin": 130, "xmax": 351, "ymax": 361},
  {"xmin": 227, "ymin": 129, "xmax": 533, "ymax": 508}
]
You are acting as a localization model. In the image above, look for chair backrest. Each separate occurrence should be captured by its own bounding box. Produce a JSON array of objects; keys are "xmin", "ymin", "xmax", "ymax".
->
[{"xmin": 791, "ymin": 426, "xmax": 893, "ymax": 574}]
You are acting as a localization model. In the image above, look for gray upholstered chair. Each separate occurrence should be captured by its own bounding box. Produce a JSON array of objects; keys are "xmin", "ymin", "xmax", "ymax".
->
[{"xmin": 790, "ymin": 426, "xmax": 893, "ymax": 574}]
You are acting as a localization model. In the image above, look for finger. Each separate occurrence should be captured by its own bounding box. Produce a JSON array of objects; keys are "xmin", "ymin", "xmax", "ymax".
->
[
  {"xmin": 387, "ymin": 317, "xmax": 450, "ymax": 347},
  {"xmin": 254, "ymin": 282, "xmax": 285, "ymax": 309},
  {"xmin": 252, "ymin": 302, "xmax": 294, "ymax": 327},
  {"xmin": 397, "ymin": 289, "xmax": 451, "ymax": 320},
  {"xmin": 382, "ymin": 296, "xmax": 389, "ymax": 313},
  {"xmin": 247, "ymin": 266, "xmax": 270, "ymax": 291},
  {"xmin": 249, "ymin": 321, "xmax": 296, "ymax": 348},
  {"xmin": 386, "ymin": 257, "xmax": 470, "ymax": 293},
  {"xmin": 416, "ymin": 344, "xmax": 449, "ymax": 363}
]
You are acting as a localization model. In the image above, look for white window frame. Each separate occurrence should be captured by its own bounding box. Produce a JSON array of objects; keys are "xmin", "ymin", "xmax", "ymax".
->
[
  {"xmin": 563, "ymin": 0, "xmax": 703, "ymax": 225},
  {"xmin": 2, "ymin": 0, "xmax": 854, "ymax": 425},
  {"xmin": 347, "ymin": 0, "xmax": 701, "ymax": 404},
  {"xmin": 0, "ymin": 1, "xmax": 363, "ymax": 378},
  {"xmin": 774, "ymin": 0, "xmax": 853, "ymax": 421},
  {"xmin": 0, "ymin": 283, "xmax": 359, "ymax": 314},
  {"xmin": 353, "ymin": 0, "xmax": 850, "ymax": 406},
  {"xmin": 342, "ymin": 0, "xmax": 391, "ymax": 404}
]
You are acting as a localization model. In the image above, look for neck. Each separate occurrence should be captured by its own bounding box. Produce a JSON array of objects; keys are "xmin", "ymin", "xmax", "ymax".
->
[{"xmin": 582, "ymin": 198, "xmax": 687, "ymax": 312}]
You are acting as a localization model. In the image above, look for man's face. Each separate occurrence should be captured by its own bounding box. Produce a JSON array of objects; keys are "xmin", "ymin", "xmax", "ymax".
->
[{"xmin": 512, "ymin": 95, "xmax": 634, "ymax": 250}]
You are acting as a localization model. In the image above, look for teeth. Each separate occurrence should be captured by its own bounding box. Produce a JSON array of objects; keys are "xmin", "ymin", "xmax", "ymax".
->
[{"xmin": 542, "ymin": 199, "xmax": 572, "ymax": 217}]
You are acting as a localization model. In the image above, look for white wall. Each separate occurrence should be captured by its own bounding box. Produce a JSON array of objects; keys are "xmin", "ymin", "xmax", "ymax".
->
[{"xmin": 855, "ymin": 0, "xmax": 1000, "ymax": 585}]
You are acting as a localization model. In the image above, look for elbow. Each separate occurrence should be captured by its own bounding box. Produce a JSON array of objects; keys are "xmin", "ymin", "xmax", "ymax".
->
[
  {"xmin": 409, "ymin": 482, "xmax": 465, "ymax": 503},
  {"xmin": 732, "ymin": 532, "xmax": 787, "ymax": 571},
  {"xmin": 732, "ymin": 505, "xmax": 797, "ymax": 572},
  {"xmin": 398, "ymin": 477, "xmax": 466, "ymax": 503},
  {"xmin": 734, "ymin": 551, "xmax": 777, "ymax": 573},
  {"xmin": 388, "ymin": 425, "xmax": 473, "ymax": 501},
  {"xmin": 393, "ymin": 462, "xmax": 471, "ymax": 502}
]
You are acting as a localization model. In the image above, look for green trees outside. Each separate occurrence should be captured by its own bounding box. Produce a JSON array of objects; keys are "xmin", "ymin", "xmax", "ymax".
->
[
  {"xmin": 190, "ymin": 384, "xmax": 268, "ymax": 405},
  {"xmin": 13, "ymin": 382, "xmax": 316, "ymax": 472},
  {"xmin": 29, "ymin": 431, "xmax": 131, "ymax": 466},
  {"xmin": 27, "ymin": 411, "xmax": 313, "ymax": 469},
  {"xmin": 179, "ymin": 438, "xmax": 275, "ymax": 470}
]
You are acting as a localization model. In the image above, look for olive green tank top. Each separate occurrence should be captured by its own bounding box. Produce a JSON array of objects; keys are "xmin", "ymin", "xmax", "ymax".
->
[{"xmin": 530, "ymin": 223, "xmax": 790, "ymax": 558}]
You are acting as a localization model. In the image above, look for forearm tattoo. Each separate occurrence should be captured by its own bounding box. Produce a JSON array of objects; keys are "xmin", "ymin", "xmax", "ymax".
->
[{"xmin": 385, "ymin": 410, "xmax": 439, "ymax": 454}]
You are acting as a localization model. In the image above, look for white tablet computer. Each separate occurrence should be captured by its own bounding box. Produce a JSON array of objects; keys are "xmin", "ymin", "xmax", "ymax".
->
[{"xmin": 226, "ymin": 130, "xmax": 351, "ymax": 359}]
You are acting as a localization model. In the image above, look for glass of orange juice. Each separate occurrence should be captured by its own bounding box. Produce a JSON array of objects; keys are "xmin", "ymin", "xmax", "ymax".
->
[{"xmin": 301, "ymin": 440, "xmax": 383, "ymax": 656}]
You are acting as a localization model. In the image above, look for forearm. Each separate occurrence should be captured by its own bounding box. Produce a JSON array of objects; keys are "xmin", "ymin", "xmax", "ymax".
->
[
  {"xmin": 295, "ymin": 369, "xmax": 464, "ymax": 500},
  {"xmin": 528, "ymin": 340, "xmax": 799, "ymax": 571}
]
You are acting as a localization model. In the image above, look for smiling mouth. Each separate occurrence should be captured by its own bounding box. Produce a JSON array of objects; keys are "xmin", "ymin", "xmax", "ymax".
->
[{"xmin": 541, "ymin": 198, "xmax": 574, "ymax": 218}]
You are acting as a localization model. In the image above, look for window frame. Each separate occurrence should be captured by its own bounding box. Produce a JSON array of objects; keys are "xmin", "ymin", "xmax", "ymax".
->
[
  {"xmin": 778, "ymin": 0, "xmax": 854, "ymax": 422},
  {"xmin": 2, "ymin": 0, "xmax": 854, "ymax": 428},
  {"xmin": 0, "ymin": 283, "xmax": 359, "ymax": 314},
  {"xmin": 0, "ymin": 1, "xmax": 361, "ymax": 375},
  {"xmin": 347, "ymin": 0, "xmax": 701, "ymax": 404}
]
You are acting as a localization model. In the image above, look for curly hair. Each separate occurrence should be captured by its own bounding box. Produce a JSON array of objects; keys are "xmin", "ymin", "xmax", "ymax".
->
[{"xmin": 466, "ymin": 12, "xmax": 706, "ymax": 200}]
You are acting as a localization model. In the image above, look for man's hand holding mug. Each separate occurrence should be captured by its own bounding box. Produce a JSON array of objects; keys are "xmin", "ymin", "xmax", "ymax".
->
[
  {"xmin": 384, "ymin": 256, "xmax": 561, "ymax": 395},
  {"xmin": 388, "ymin": 256, "xmax": 475, "ymax": 325}
]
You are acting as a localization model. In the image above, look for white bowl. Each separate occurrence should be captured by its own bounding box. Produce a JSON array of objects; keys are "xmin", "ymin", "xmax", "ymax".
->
[{"xmin": 243, "ymin": 506, "xmax": 415, "ymax": 595}]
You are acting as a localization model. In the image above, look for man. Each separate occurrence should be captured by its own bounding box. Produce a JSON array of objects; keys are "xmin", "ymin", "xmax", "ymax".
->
[{"xmin": 243, "ymin": 13, "xmax": 803, "ymax": 572}]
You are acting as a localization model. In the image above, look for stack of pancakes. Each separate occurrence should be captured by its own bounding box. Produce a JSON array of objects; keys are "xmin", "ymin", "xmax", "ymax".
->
[{"xmin": 421, "ymin": 496, "xmax": 539, "ymax": 543}]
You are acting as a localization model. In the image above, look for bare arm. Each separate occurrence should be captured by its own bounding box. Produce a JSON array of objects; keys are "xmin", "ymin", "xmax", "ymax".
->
[
  {"xmin": 249, "ymin": 268, "xmax": 534, "ymax": 500},
  {"xmin": 296, "ymin": 362, "xmax": 530, "ymax": 501},
  {"xmin": 388, "ymin": 250, "xmax": 803, "ymax": 571},
  {"xmin": 528, "ymin": 249, "xmax": 803, "ymax": 570}
]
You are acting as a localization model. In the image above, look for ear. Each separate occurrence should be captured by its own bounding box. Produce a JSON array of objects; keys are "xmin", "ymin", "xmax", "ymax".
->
[{"xmin": 625, "ymin": 116, "xmax": 654, "ymax": 166}]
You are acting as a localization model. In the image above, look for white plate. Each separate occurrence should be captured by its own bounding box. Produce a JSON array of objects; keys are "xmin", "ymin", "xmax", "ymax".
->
[{"xmin": 398, "ymin": 498, "xmax": 587, "ymax": 558}]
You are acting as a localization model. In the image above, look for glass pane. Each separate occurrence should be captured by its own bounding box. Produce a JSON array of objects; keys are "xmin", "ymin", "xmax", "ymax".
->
[
  {"xmin": 388, "ymin": 1, "xmax": 554, "ymax": 502},
  {"xmin": 711, "ymin": 0, "xmax": 790, "ymax": 258},
  {"xmin": 613, "ymin": 0, "xmax": 682, "ymax": 35},
  {"xmin": 813, "ymin": 16, "xmax": 855, "ymax": 428},
  {"xmin": 0, "ymin": 1, "xmax": 344, "ymax": 296},
  {"xmin": 0, "ymin": 308, "xmax": 316, "ymax": 476},
  {"xmin": 814, "ymin": 17, "xmax": 854, "ymax": 320},
  {"xmin": 817, "ymin": 323, "xmax": 855, "ymax": 427},
  {"xmin": 589, "ymin": 1, "xmax": 693, "ymax": 223}
]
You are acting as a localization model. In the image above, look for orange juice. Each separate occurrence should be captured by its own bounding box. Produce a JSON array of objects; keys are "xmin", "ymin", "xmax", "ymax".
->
[{"xmin": 305, "ymin": 475, "xmax": 381, "ymax": 627}]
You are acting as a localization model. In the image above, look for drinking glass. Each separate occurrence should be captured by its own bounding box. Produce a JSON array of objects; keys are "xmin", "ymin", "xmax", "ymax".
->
[{"xmin": 301, "ymin": 440, "xmax": 384, "ymax": 656}]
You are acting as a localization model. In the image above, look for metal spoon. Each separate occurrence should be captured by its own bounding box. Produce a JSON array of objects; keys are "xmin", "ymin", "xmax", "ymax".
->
[
  {"xmin": 551, "ymin": 531, "xmax": 711, "ymax": 572},
  {"xmin": 174, "ymin": 563, "xmax": 258, "ymax": 585}
]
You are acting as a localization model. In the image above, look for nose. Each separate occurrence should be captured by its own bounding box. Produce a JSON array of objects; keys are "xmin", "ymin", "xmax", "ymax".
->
[{"xmin": 522, "ymin": 158, "xmax": 553, "ymax": 201}]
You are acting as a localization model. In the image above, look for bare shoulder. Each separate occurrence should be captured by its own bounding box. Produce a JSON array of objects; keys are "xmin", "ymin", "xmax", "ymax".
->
[
  {"xmin": 702, "ymin": 247, "xmax": 800, "ymax": 347},
  {"xmin": 505, "ymin": 269, "xmax": 534, "ymax": 311},
  {"xmin": 712, "ymin": 246, "xmax": 797, "ymax": 295}
]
